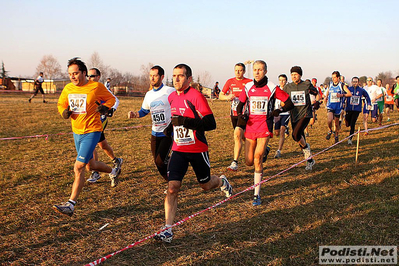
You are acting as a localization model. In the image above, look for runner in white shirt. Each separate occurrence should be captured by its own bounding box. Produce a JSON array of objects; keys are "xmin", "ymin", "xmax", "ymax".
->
[
  {"xmin": 375, "ymin": 79, "xmax": 386, "ymax": 125},
  {"xmin": 128, "ymin": 66, "xmax": 175, "ymax": 181}
]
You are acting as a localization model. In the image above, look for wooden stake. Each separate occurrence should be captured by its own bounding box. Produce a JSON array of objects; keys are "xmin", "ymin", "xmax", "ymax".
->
[{"xmin": 355, "ymin": 127, "xmax": 360, "ymax": 164}]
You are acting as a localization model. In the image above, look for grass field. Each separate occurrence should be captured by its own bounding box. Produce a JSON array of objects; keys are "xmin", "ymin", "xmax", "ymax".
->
[{"xmin": 1, "ymin": 93, "xmax": 398, "ymax": 266}]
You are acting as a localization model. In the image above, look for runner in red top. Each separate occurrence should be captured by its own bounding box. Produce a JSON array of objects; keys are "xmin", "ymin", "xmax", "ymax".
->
[
  {"xmin": 236, "ymin": 60, "xmax": 293, "ymax": 206},
  {"xmin": 154, "ymin": 64, "xmax": 233, "ymax": 243},
  {"xmin": 219, "ymin": 63, "xmax": 252, "ymax": 171}
]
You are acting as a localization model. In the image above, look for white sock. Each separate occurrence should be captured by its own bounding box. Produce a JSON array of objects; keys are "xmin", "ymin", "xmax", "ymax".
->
[
  {"xmin": 254, "ymin": 172, "xmax": 262, "ymax": 196},
  {"xmin": 68, "ymin": 199, "xmax": 76, "ymax": 205}
]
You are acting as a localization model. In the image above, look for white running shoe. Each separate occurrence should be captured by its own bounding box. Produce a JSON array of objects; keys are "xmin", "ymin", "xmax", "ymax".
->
[
  {"xmin": 274, "ymin": 150, "xmax": 281, "ymax": 158},
  {"xmin": 348, "ymin": 139, "xmax": 353, "ymax": 145},
  {"xmin": 305, "ymin": 159, "xmax": 315, "ymax": 171},
  {"xmin": 154, "ymin": 226, "xmax": 173, "ymax": 243},
  {"xmin": 227, "ymin": 161, "xmax": 238, "ymax": 171},
  {"xmin": 87, "ymin": 171, "xmax": 101, "ymax": 183},
  {"xmin": 220, "ymin": 175, "xmax": 233, "ymax": 197}
]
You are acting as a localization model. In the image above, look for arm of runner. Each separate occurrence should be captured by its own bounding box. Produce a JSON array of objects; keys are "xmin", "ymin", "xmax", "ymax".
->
[
  {"xmin": 171, "ymin": 113, "xmax": 216, "ymax": 131},
  {"xmin": 363, "ymin": 89, "xmax": 372, "ymax": 106},
  {"xmin": 219, "ymin": 91, "xmax": 234, "ymax": 101},
  {"xmin": 341, "ymin": 85, "xmax": 352, "ymax": 97}
]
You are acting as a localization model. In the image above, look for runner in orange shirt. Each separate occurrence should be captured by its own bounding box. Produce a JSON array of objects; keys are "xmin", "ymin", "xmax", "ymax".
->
[{"xmin": 53, "ymin": 58, "xmax": 119, "ymax": 217}]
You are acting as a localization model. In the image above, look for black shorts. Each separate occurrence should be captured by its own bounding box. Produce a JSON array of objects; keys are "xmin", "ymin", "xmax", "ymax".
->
[
  {"xmin": 33, "ymin": 87, "xmax": 44, "ymax": 95},
  {"xmin": 99, "ymin": 118, "xmax": 108, "ymax": 143},
  {"xmin": 231, "ymin": 115, "xmax": 246, "ymax": 130},
  {"xmin": 167, "ymin": 151, "xmax": 211, "ymax": 183},
  {"xmin": 385, "ymin": 104, "xmax": 394, "ymax": 111}
]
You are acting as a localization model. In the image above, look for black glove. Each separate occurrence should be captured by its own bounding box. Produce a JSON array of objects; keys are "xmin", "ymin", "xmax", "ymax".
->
[
  {"xmin": 313, "ymin": 101, "xmax": 320, "ymax": 110},
  {"xmin": 62, "ymin": 106, "xmax": 73, "ymax": 119},
  {"xmin": 163, "ymin": 123, "xmax": 173, "ymax": 137},
  {"xmin": 272, "ymin": 108, "xmax": 282, "ymax": 117},
  {"xmin": 171, "ymin": 115, "xmax": 186, "ymax": 126},
  {"xmin": 107, "ymin": 108, "xmax": 115, "ymax": 117},
  {"xmin": 96, "ymin": 101, "xmax": 110, "ymax": 115}
]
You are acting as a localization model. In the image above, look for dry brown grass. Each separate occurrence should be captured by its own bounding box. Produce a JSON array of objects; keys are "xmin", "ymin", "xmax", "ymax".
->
[{"xmin": 0, "ymin": 93, "xmax": 398, "ymax": 266}]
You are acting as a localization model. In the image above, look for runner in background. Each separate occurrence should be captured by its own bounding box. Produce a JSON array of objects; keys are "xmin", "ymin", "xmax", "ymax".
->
[
  {"xmin": 127, "ymin": 65, "xmax": 174, "ymax": 182},
  {"xmin": 375, "ymin": 79, "xmax": 386, "ymax": 125},
  {"xmin": 393, "ymin": 76, "xmax": 399, "ymax": 110},
  {"xmin": 86, "ymin": 67, "xmax": 123, "ymax": 185},
  {"xmin": 324, "ymin": 71, "xmax": 352, "ymax": 143},
  {"xmin": 344, "ymin": 77, "xmax": 371, "ymax": 145},
  {"xmin": 384, "ymin": 83, "xmax": 394, "ymax": 121},
  {"xmin": 219, "ymin": 63, "xmax": 252, "ymax": 171},
  {"xmin": 273, "ymin": 74, "xmax": 290, "ymax": 158},
  {"xmin": 284, "ymin": 66, "xmax": 320, "ymax": 170},
  {"xmin": 28, "ymin": 72, "xmax": 47, "ymax": 103}
]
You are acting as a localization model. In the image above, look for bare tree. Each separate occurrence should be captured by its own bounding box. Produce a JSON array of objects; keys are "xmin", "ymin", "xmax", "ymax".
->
[
  {"xmin": 359, "ymin": 76, "xmax": 367, "ymax": 86},
  {"xmin": 35, "ymin": 55, "xmax": 63, "ymax": 79},
  {"xmin": 198, "ymin": 71, "xmax": 212, "ymax": 87},
  {"xmin": 323, "ymin": 76, "xmax": 332, "ymax": 86},
  {"xmin": 87, "ymin": 52, "xmax": 110, "ymax": 83},
  {"xmin": 375, "ymin": 71, "xmax": 394, "ymax": 86}
]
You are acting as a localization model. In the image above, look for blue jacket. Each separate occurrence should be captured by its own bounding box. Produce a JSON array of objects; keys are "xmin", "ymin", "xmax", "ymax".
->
[{"xmin": 345, "ymin": 86, "xmax": 371, "ymax": 112}]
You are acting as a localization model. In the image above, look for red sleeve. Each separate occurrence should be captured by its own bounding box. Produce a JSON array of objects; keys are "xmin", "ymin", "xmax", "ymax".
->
[
  {"xmin": 194, "ymin": 91, "xmax": 213, "ymax": 117},
  {"xmin": 238, "ymin": 87, "xmax": 248, "ymax": 103},
  {"xmin": 222, "ymin": 79, "xmax": 231, "ymax": 94},
  {"xmin": 275, "ymin": 87, "xmax": 289, "ymax": 102}
]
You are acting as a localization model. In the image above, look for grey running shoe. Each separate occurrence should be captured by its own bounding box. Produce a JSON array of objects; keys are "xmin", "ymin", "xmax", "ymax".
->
[
  {"xmin": 53, "ymin": 201, "xmax": 74, "ymax": 217},
  {"xmin": 252, "ymin": 195, "xmax": 261, "ymax": 206},
  {"xmin": 109, "ymin": 167, "xmax": 121, "ymax": 188},
  {"xmin": 220, "ymin": 175, "xmax": 233, "ymax": 198},
  {"xmin": 326, "ymin": 131, "xmax": 333, "ymax": 140},
  {"xmin": 305, "ymin": 159, "xmax": 315, "ymax": 171},
  {"xmin": 154, "ymin": 226, "xmax": 173, "ymax": 243},
  {"xmin": 274, "ymin": 150, "xmax": 281, "ymax": 158},
  {"xmin": 227, "ymin": 161, "xmax": 238, "ymax": 171},
  {"xmin": 87, "ymin": 171, "xmax": 101, "ymax": 183},
  {"xmin": 348, "ymin": 139, "xmax": 353, "ymax": 145},
  {"xmin": 113, "ymin": 157, "xmax": 123, "ymax": 169}
]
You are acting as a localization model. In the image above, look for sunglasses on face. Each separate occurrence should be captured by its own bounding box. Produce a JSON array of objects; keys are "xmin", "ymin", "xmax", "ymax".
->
[{"xmin": 89, "ymin": 75, "xmax": 97, "ymax": 78}]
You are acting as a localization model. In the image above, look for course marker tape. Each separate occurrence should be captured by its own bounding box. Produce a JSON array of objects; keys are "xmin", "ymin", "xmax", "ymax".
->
[{"xmin": 85, "ymin": 122, "xmax": 399, "ymax": 265}]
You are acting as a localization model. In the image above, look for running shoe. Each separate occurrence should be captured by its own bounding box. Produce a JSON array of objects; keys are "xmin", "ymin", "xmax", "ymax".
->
[
  {"xmin": 305, "ymin": 159, "xmax": 315, "ymax": 171},
  {"xmin": 364, "ymin": 131, "xmax": 369, "ymax": 136},
  {"xmin": 326, "ymin": 131, "xmax": 333, "ymax": 140},
  {"xmin": 53, "ymin": 201, "xmax": 74, "ymax": 217},
  {"xmin": 220, "ymin": 175, "xmax": 233, "ymax": 198},
  {"xmin": 348, "ymin": 139, "xmax": 353, "ymax": 145},
  {"xmin": 227, "ymin": 161, "xmax": 238, "ymax": 171},
  {"xmin": 154, "ymin": 226, "xmax": 173, "ymax": 243},
  {"xmin": 263, "ymin": 145, "xmax": 271, "ymax": 163},
  {"xmin": 87, "ymin": 171, "xmax": 101, "ymax": 183},
  {"xmin": 112, "ymin": 157, "xmax": 123, "ymax": 169},
  {"xmin": 274, "ymin": 150, "xmax": 281, "ymax": 158},
  {"xmin": 28, "ymin": 99, "xmax": 31, "ymax": 103},
  {"xmin": 334, "ymin": 135, "xmax": 339, "ymax": 143},
  {"xmin": 252, "ymin": 195, "xmax": 261, "ymax": 206},
  {"xmin": 109, "ymin": 167, "xmax": 121, "ymax": 188},
  {"xmin": 387, "ymin": 118, "xmax": 391, "ymax": 122}
]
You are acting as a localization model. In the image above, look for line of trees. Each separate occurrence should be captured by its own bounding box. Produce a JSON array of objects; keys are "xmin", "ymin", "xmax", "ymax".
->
[
  {"xmin": 323, "ymin": 71, "xmax": 397, "ymax": 87},
  {"xmin": 33, "ymin": 53, "xmax": 214, "ymax": 93}
]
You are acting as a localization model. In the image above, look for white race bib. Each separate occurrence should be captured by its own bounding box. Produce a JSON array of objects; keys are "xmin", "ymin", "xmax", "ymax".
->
[
  {"xmin": 350, "ymin": 96, "xmax": 360, "ymax": 105},
  {"xmin": 152, "ymin": 109, "xmax": 167, "ymax": 129},
  {"xmin": 68, "ymin": 94, "xmax": 87, "ymax": 114},
  {"xmin": 291, "ymin": 91, "xmax": 306, "ymax": 106},
  {"xmin": 249, "ymin": 96, "xmax": 268, "ymax": 115},
  {"xmin": 386, "ymin": 95, "xmax": 393, "ymax": 101},
  {"xmin": 330, "ymin": 92, "xmax": 340, "ymax": 103},
  {"xmin": 174, "ymin": 125, "xmax": 195, "ymax": 146}
]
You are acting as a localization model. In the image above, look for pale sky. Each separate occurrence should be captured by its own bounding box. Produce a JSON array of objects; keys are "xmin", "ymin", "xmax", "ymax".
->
[{"xmin": 2, "ymin": 0, "xmax": 398, "ymax": 86}]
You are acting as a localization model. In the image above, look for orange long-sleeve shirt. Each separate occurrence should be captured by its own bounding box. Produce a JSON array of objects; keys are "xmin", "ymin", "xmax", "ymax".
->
[{"xmin": 57, "ymin": 80, "xmax": 116, "ymax": 134}]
